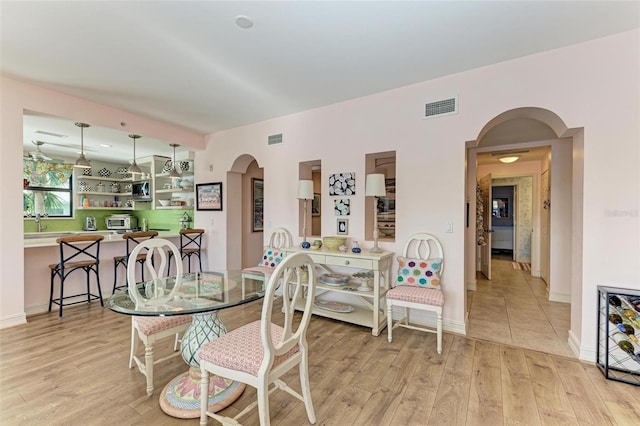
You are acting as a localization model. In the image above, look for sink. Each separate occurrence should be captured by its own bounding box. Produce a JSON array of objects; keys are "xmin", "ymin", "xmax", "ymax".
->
[{"xmin": 24, "ymin": 232, "xmax": 76, "ymax": 240}]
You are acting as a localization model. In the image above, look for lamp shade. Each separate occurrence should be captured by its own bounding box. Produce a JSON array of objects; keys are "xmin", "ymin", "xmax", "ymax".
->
[
  {"xmin": 365, "ymin": 173, "xmax": 386, "ymax": 197},
  {"xmin": 297, "ymin": 180, "xmax": 314, "ymax": 200}
]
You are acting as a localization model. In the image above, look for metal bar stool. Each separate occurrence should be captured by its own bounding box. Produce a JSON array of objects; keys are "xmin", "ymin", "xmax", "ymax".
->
[
  {"xmin": 112, "ymin": 231, "xmax": 159, "ymax": 293},
  {"xmin": 48, "ymin": 234, "xmax": 104, "ymax": 318},
  {"xmin": 167, "ymin": 228, "xmax": 205, "ymax": 274}
]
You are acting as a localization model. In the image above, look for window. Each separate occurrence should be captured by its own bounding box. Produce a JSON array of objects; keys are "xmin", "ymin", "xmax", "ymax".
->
[{"xmin": 23, "ymin": 160, "xmax": 74, "ymax": 217}]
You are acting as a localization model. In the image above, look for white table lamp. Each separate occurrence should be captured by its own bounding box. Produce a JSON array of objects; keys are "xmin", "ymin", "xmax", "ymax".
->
[
  {"xmin": 297, "ymin": 180, "xmax": 314, "ymax": 246},
  {"xmin": 365, "ymin": 173, "xmax": 386, "ymax": 253}
]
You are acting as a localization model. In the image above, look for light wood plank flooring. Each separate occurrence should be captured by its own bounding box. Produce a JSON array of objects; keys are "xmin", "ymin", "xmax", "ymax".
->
[{"xmin": 1, "ymin": 295, "xmax": 638, "ymax": 425}]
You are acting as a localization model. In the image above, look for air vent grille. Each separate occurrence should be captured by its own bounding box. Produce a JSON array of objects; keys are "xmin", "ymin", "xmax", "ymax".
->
[
  {"xmin": 268, "ymin": 133, "xmax": 283, "ymax": 145},
  {"xmin": 424, "ymin": 96, "xmax": 458, "ymax": 118}
]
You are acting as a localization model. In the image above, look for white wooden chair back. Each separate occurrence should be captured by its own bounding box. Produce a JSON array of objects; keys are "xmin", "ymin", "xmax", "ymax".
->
[
  {"xmin": 127, "ymin": 238, "xmax": 183, "ymax": 307},
  {"xmin": 260, "ymin": 252, "xmax": 316, "ymax": 371},
  {"xmin": 267, "ymin": 227, "xmax": 293, "ymax": 250},
  {"xmin": 401, "ymin": 233, "xmax": 445, "ymax": 277}
]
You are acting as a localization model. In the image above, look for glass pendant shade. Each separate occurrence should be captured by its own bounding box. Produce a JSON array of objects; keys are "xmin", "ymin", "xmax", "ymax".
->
[{"xmin": 73, "ymin": 122, "xmax": 91, "ymax": 168}]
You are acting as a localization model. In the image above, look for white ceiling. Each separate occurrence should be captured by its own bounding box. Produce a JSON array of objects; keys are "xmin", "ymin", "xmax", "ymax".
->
[{"xmin": 3, "ymin": 1, "xmax": 639, "ymax": 163}]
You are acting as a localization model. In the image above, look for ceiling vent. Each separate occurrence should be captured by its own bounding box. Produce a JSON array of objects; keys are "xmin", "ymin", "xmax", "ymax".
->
[
  {"xmin": 268, "ymin": 133, "xmax": 283, "ymax": 145},
  {"xmin": 34, "ymin": 130, "xmax": 68, "ymax": 138},
  {"xmin": 424, "ymin": 96, "xmax": 458, "ymax": 119}
]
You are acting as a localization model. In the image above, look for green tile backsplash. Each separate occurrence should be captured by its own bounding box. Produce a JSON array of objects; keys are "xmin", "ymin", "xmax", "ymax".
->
[{"xmin": 24, "ymin": 209, "xmax": 193, "ymax": 233}]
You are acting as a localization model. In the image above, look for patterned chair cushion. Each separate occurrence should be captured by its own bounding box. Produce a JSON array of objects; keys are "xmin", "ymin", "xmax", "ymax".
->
[
  {"xmin": 257, "ymin": 249, "xmax": 284, "ymax": 268},
  {"xmin": 386, "ymin": 285, "xmax": 445, "ymax": 306},
  {"xmin": 396, "ymin": 257, "xmax": 442, "ymax": 289},
  {"xmin": 198, "ymin": 320, "xmax": 299, "ymax": 376},
  {"xmin": 242, "ymin": 266, "xmax": 275, "ymax": 276},
  {"xmin": 134, "ymin": 315, "xmax": 192, "ymax": 336}
]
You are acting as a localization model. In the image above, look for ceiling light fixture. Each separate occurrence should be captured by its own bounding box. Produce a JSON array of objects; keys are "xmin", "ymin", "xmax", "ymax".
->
[
  {"xmin": 235, "ymin": 15, "xmax": 253, "ymax": 29},
  {"xmin": 169, "ymin": 143, "xmax": 181, "ymax": 179},
  {"xmin": 74, "ymin": 122, "xmax": 91, "ymax": 168},
  {"xmin": 128, "ymin": 134, "xmax": 143, "ymax": 175},
  {"xmin": 499, "ymin": 156, "xmax": 519, "ymax": 163}
]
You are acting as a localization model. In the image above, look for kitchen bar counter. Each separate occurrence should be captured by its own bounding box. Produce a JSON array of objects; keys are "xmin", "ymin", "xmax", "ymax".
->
[
  {"xmin": 23, "ymin": 230, "xmax": 183, "ymax": 316},
  {"xmin": 24, "ymin": 230, "xmax": 181, "ymax": 248}
]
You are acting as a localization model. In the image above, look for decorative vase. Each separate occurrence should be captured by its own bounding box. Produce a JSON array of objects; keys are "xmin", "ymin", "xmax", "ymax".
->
[{"xmin": 351, "ymin": 241, "xmax": 361, "ymax": 254}]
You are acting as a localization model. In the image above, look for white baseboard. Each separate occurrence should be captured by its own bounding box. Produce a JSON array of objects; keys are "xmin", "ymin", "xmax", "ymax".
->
[
  {"xmin": 466, "ymin": 280, "xmax": 477, "ymax": 291},
  {"xmin": 25, "ymin": 303, "xmax": 50, "ymax": 317},
  {"xmin": 0, "ymin": 312, "xmax": 27, "ymax": 329},
  {"xmin": 568, "ymin": 329, "xmax": 596, "ymax": 363},
  {"xmin": 549, "ymin": 292, "xmax": 571, "ymax": 303}
]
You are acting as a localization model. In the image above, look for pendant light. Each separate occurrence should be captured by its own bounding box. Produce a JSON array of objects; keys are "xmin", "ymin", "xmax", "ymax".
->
[
  {"xmin": 128, "ymin": 134, "xmax": 142, "ymax": 175},
  {"xmin": 169, "ymin": 143, "xmax": 181, "ymax": 179},
  {"xmin": 74, "ymin": 122, "xmax": 91, "ymax": 168}
]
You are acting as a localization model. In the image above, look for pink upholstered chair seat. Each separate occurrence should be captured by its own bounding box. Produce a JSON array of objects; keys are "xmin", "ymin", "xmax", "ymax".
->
[
  {"xmin": 386, "ymin": 286, "xmax": 444, "ymax": 306},
  {"xmin": 199, "ymin": 320, "xmax": 298, "ymax": 376},
  {"xmin": 242, "ymin": 266, "xmax": 275, "ymax": 276},
  {"xmin": 134, "ymin": 315, "xmax": 192, "ymax": 336}
]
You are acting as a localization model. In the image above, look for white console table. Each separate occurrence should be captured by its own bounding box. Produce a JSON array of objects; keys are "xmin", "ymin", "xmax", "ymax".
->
[{"xmin": 282, "ymin": 247, "xmax": 394, "ymax": 336}]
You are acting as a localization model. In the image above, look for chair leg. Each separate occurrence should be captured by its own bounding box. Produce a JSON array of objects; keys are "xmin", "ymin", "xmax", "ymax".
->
[
  {"xmin": 387, "ymin": 301, "xmax": 393, "ymax": 343},
  {"xmin": 144, "ymin": 341, "xmax": 154, "ymax": 396},
  {"xmin": 58, "ymin": 273, "xmax": 65, "ymax": 318},
  {"xmin": 129, "ymin": 319, "xmax": 138, "ymax": 369},
  {"xmin": 112, "ymin": 260, "xmax": 119, "ymax": 294},
  {"xmin": 167, "ymin": 252, "xmax": 173, "ymax": 276},
  {"xmin": 299, "ymin": 353, "xmax": 316, "ymax": 423},
  {"xmin": 95, "ymin": 267, "xmax": 104, "ymax": 308},
  {"xmin": 436, "ymin": 310, "xmax": 443, "ymax": 355},
  {"xmin": 197, "ymin": 252, "xmax": 203, "ymax": 272},
  {"xmin": 256, "ymin": 377, "xmax": 270, "ymax": 426},
  {"xmin": 200, "ymin": 367, "xmax": 210, "ymax": 425},
  {"xmin": 49, "ymin": 270, "xmax": 56, "ymax": 312}
]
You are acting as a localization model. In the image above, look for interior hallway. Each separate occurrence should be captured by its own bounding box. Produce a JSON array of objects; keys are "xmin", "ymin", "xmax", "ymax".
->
[{"xmin": 467, "ymin": 255, "xmax": 573, "ymax": 357}]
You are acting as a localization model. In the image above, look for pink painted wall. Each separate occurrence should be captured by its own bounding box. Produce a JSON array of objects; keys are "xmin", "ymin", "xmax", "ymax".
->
[{"xmin": 195, "ymin": 30, "xmax": 639, "ymax": 358}]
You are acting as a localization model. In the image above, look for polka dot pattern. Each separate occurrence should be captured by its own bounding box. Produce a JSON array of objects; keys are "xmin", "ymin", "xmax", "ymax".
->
[
  {"xmin": 396, "ymin": 257, "xmax": 442, "ymax": 289},
  {"xmin": 258, "ymin": 249, "xmax": 283, "ymax": 268}
]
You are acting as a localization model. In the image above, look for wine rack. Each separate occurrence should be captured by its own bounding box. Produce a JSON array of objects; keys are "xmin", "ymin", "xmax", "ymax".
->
[{"xmin": 596, "ymin": 286, "xmax": 640, "ymax": 386}]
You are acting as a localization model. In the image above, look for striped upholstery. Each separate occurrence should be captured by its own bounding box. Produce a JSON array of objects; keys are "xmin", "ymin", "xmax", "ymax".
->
[
  {"xmin": 199, "ymin": 320, "xmax": 299, "ymax": 376},
  {"xmin": 387, "ymin": 285, "xmax": 444, "ymax": 306},
  {"xmin": 134, "ymin": 315, "xmax": 192, "ymax": 336}
]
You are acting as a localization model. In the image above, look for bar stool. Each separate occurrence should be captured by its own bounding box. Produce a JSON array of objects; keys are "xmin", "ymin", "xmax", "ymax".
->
[
  {"xmin": 49, "ymin": 234, "xmax": 104, "ymax": 318},
  {"xmin": 167, "ymin": 228, "xmax": 205, "ymax": 274},
  {"xmin": 112, "ymin": 231, "xmax": 159, "ymax": 293}
]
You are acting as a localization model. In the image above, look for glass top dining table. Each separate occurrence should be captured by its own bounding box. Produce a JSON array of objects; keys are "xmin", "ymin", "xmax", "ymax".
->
[
  {"xmin": 107, "ymin": 270, "xmax": 265, "ymax": 418},
  {"xmin": 107, "ymin": 270, "xmax": 263, "ymax": 316}
]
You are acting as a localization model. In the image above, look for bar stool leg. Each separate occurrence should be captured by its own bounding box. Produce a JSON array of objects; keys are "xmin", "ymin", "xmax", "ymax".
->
[
  {"xmin": 49, "ymin": 269, "xmax": 56, "ymax": 312},
  {"xmin": 59, "ymin": 271, "xmax": 64, "ymax": 318},
  {"xmin": 95, "ymin": 267, "xmax": 104, "ymax": 307}
]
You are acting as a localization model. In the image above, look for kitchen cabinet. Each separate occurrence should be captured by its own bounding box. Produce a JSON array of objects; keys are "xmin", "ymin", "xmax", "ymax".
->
[
  {"xmin": 147, "ymin": 156, "xmax": 195, "ymax": 210},
  {"xmin": 282, "ymin": 246, "xmax": 393, "ymax": 336},
  {"xmin": 596, "ymin": 286, "xmax": 640, "ymax": 386}
]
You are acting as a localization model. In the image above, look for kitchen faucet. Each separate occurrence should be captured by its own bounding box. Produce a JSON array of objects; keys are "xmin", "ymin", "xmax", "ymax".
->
[{"xmin": 35, "ymin": 213, "xmax": 48, "ymax": 232}]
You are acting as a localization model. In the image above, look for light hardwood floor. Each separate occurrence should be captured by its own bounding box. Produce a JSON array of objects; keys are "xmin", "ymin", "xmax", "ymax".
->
[{"xmin": 1, "ymin": 288, "xmax": 639, "ymax": 425}]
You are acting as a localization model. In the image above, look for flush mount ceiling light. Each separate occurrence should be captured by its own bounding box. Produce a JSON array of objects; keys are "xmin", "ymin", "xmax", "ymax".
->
[
  {"xmin": 235, "ymin": 15, "xmax": 253, "ymax": 29},
  {"xmin": 499, "ymin": 156, "xmax": 519, "ymax": 163},
  {"xmin": 128, "ymin": 134, "xmax": 142, "ymax": 175},
  {"xmin": 74, "ymin": 122, "xmax": 91, "ymax": 168},
  {"xmin": 169, "ymin": 143, "xmax": 181, "ymax": 179}
]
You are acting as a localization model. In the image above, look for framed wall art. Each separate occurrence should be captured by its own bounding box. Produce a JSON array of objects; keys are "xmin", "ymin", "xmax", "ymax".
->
[
  {"xmin": 312, "ymin": 193, "xmax": 321, "ymax": 216},
  {"xmin": 334, "ymin": 199, "xmax": 350, "ymax": 216},
  {"xmin": 337, "ymin": 218, "xmax": 349, "ymax": 235},
  {"xmin": 196, "ymin": 182, "xmax": 223, "ymax": 211},
  {"xmin": 252, "ymin": 178, "xmax": 264, "ymax": 232},
  {"xmin": 329, "ymin": 172, "xmax": 355, "ymax": 196}
]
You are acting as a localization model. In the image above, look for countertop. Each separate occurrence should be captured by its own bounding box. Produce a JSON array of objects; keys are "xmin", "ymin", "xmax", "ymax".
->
[{"xmin": 24, "ymin": 230, "xmax": 181, "ymax": 248}]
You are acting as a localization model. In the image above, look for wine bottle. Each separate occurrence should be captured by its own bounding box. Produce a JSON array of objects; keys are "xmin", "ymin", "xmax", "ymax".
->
[{"xmin": 611, "ymin": 332, "xmax": 640, "ymax": 364}]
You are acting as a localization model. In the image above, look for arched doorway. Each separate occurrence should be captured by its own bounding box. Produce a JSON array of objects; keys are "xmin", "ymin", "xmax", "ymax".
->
[
  {"xmin": 464, "ymin": 107, "xmax": 584, "ymax": 357},
  {"xmin": 226, "ymin": 154, "xmax": 263, "ymax": 270}
]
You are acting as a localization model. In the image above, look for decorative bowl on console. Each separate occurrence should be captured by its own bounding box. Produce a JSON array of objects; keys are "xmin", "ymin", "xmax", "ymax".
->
[{"xmin": 323, "ymin": 236, "xmax": 347, "ymax": 251}]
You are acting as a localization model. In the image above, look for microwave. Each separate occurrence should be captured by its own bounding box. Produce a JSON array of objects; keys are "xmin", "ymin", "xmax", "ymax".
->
[
  {"xmin": 132, "ymin": 180, "xmax": 151, "ymax": 201},
  {"xmin": 106, "ymin": 214, "xmax": 138, "ymax": 230}
]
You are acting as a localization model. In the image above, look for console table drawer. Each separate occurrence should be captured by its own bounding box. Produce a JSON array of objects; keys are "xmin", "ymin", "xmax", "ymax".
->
[{"xmin": 324, "ymin": 255, "xmax": 373, "ymax": 269}]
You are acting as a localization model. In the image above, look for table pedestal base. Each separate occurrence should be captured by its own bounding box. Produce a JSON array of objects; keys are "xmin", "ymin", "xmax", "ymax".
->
[{"xmin": 159, "ymin": 367, "xmax": 245, "ymax": 419}]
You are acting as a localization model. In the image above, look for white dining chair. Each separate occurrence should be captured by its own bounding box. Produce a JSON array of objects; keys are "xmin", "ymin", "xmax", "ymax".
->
[
  {"xmin": 127, "ymin": 238, "xmax": 192, "ymax": 396},
  {"xmin": 241, "ymin": 227, "xmax": 292, "ymax": 297},
  {"xmin": 386, "ymin": 233, "xmax": 445, "ymax": 354},
  {"xmin": 198, "ymin": 252, "xmax": 317, "ymax": 425}
]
